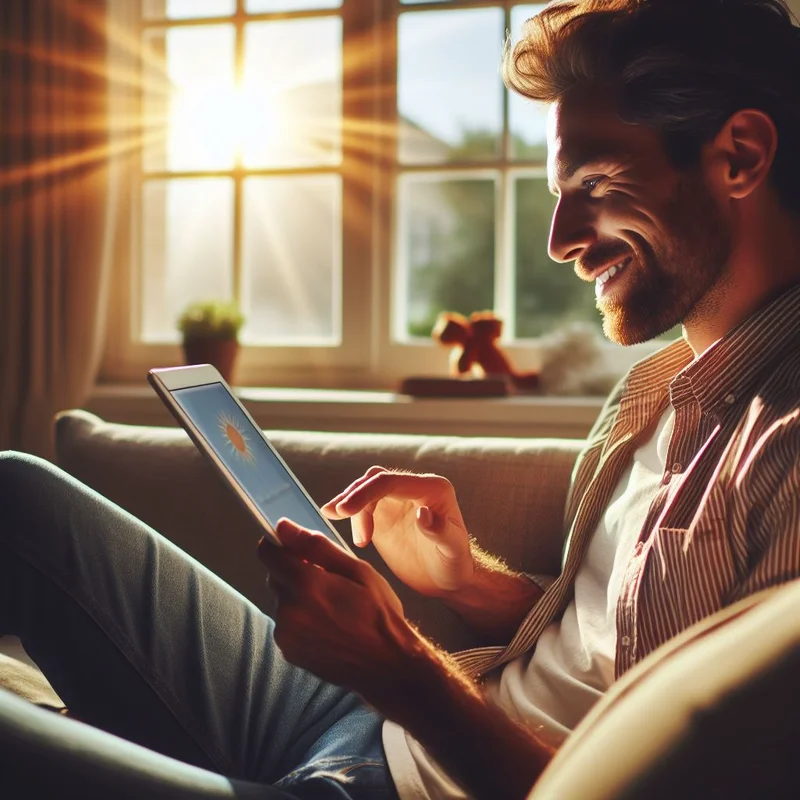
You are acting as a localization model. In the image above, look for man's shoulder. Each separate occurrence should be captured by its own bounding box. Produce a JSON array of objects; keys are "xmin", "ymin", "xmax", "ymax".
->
[
  {"xmin": 730, "ymin": 380, "xmax": 800, "ymax": 495},
  {"xmin": 743, "ymin": 347, "xmax": 800, "ymax": 436},
  {"xmin": 759, "ymin": 345, "xmax": 800, "ymax": 398}
]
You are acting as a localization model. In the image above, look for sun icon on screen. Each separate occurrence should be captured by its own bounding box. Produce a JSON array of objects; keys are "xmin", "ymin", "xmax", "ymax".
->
[{"xmin": 218, "ymin": 412, "xmax": 255, "ymax": 464}]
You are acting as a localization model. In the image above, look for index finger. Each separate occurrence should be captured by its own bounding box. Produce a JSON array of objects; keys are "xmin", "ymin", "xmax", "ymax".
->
[
  {"xmin": 327, "ymin": 471, "xmax": 450, "ymax": 519},
  {"xmin": 320, "ymin": 466, "xmax": 388, "ymax": 517}
]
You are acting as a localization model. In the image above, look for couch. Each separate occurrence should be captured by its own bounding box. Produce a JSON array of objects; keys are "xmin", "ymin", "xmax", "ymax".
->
[{"xmin": 4, "ymin": 408, "xmax": 800, "ymax": 798}]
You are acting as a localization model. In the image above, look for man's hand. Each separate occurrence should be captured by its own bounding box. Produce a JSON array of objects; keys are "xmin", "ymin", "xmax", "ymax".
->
[
  {"xmin": 320, "ymin": 467, "xmax": 474, "ymax": 597},
  {"xmin": 257, "ymin": 518, "xmax": 555, "ymax": 799},
  {"xmin": 257, "ymin": 518, "xmax": 421, "ymax": 695}
]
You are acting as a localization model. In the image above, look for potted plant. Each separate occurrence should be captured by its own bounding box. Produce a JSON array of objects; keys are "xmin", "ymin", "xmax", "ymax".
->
[{"xmin": 177, "ymin": 299, "xmax": 245, "ymax": 384}]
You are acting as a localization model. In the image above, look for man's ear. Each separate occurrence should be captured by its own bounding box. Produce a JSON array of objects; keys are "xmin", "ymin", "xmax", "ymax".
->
[{"xmin": 708, "ymin": 109, "xmax": 778, "ymax": 201}]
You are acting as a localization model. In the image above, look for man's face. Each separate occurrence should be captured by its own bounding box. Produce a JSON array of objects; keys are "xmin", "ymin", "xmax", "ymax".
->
[{"xmin": 546, "ymin": 87, "xmax": 732, "ymax": 345}]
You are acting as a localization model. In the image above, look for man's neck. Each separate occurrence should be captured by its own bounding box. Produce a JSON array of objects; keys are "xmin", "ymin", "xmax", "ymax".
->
[{"xmin": 683, "ymin": 208, "xmax": 800, "ymax": 355}]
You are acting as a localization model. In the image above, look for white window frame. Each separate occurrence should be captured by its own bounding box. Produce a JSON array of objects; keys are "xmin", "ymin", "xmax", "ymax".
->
[{"xmin": 101, "ymin": 0, "xmax": 663, "ymax": 391}]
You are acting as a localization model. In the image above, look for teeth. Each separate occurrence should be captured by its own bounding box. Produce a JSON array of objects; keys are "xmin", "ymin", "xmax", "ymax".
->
[{"xmin": 596, "ymin": 260, "xmax": 628, "ymax": 286}]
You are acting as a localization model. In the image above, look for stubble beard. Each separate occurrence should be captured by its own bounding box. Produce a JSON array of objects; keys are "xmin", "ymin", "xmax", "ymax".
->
[{"xmin": 599, "ymin": 174, "xmax": 732, "ymax": 346}]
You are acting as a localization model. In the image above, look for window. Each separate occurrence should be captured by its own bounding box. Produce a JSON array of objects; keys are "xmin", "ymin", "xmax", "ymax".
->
[
  {"xmin": 394, "ymin": 2, "xmax": 597, "ymax": 343},
  {"xmin": 104, "ymin": 0, "xmax": 615, "ymax": 389}
]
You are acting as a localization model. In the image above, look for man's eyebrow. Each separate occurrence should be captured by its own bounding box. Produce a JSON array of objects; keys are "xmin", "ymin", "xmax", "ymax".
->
[{"xmin": 547, "ymin": 145, "xmax": 627, "ymax": 196}]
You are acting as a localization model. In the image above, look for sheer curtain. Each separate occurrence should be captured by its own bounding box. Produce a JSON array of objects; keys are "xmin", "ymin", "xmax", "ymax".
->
[{"xmin": 0, "ymin": 0, "xmax": 118, "ymax": 458}]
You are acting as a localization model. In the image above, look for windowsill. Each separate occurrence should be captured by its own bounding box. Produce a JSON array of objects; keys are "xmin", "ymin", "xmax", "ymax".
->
[{"xmin": 86, "ymin": 384, "xmax": 604, "ymax": 440}]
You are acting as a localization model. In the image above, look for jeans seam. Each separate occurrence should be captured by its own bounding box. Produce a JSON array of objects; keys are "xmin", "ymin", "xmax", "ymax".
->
[
  {"xmin": 9, "ymin": 541, "xmax": 233, "ymax": 774},
  {"xmin": 276, "ymin": 756, "xmax": 386, "ymax": 786}
]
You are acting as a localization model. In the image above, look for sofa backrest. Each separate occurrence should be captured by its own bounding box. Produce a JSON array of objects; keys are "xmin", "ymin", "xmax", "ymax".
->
[
  {"xmin": 54, "ymin": 409, "xmax": 583, "ymax": 651},
  {"xmin": 52, "ymin": 411, "xmax": 800, "ymax": 797}
]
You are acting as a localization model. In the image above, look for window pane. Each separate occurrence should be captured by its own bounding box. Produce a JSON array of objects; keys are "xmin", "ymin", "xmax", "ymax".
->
[
  {"xmin": 242, "ymin": 176, "xmax": 341, "ymax": 344},
  {"xmin": 241, "ymin": 18, "xmax": 342, "ymax": 168},
  {"xmin": 141, "ymin": 179, "xmax": 234, "ymax": 342},
  {"xmin": 514, "ymin": 177, "xmax": 599, "ymax": 338},
  {"xmin": 143, "ymin": 0, "xmax": 234, "ymax": 20},
  {"xmin": 398, "ymin": 9, "xmax": 504, "ymax": 164},
  {"xmin": 398, "ymin": 175, "xmax": 496, "ymax": 339},
  {"xmin": 246, "ymin": 0, "xmax": 341, "ymax": 10},
  {"xmin": 142, "ymin": 25, "xmax": 236, "ymax": 172},
  {"xmin": 509, "ymin": 5, "xmax": 549, "ymax": 161}
]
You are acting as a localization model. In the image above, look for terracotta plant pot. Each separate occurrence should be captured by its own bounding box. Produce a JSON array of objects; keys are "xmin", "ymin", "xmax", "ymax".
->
[{"xmin": 182, "ymin": 338, "xmax": 240, "ymax": 384}]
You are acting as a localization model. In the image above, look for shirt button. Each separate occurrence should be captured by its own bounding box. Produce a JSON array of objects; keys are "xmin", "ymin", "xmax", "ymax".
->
[
  {"xmin": 671, "ymin": 463, "xmax": 682, "ymax": 474},
  {"xmin": 724, "ymin": 393, "xmax": 736, "ymax": 405},
  {"xmin": 621, "ymin": 636, "xmax": 631, "ymax": 647}
]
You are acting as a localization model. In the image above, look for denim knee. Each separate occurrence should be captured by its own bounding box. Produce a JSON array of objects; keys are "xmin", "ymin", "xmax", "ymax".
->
[{"xmin": 0, "ymin": 451, "xmax": 70, "ymax": 538}]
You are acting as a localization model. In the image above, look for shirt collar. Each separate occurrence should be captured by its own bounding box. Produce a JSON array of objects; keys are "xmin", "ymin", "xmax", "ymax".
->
[
  {"xmin": 619, "ymin": 280, "xmax": 800, "ymax": 417},
  {"xmin": 608, "ymin": 338, "xmax": 694, "ymax": 432},
  {"xmin": 674, "ymin": 281, "xmax": 800, "ymax": 414},
  {"xmin": 624, "ymin": 338, "xmax": 694, "ymax": 399}
]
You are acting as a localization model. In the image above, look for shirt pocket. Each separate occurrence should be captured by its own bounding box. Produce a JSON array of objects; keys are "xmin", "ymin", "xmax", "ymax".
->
[{"xmin": 647, "ymin": 521, "xmax": 737, "ymax": 633}]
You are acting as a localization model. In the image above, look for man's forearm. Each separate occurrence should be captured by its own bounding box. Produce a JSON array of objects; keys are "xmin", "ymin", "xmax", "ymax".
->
[
  {"xmin": 366, "ymin": 631, "xmax": 554, "ymax": 800},
  {"xmin": 442, "ymin": 545, "xmax": 547, "ymax": 642}
]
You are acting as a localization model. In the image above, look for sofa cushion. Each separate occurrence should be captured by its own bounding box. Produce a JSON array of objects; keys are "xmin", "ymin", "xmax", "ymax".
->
[
  {"xmin": 529, "ymin": 580, "xmax": 800, "ymax": 799},
  {"xmin": 0, "ymin": 652, "xmax": 64, "ymax": 710},
  {"xmin": 53, "ymin": 410, "xmax": 583, "ymax": 651}
]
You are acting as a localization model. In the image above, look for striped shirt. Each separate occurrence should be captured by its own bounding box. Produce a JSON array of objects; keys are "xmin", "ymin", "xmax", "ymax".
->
[{"xmin": 454, "ymin": 281, "xmax": 800, "ymax": 681}]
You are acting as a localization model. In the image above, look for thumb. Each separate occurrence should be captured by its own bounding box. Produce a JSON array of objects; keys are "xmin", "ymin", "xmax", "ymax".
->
[
  {"xmin": 274, "ymin": 518, "xmax": 365, "ymax": 582},
  {"xmin": 415, "ymin": 506, "xmax": 463, "ymax": 561}
]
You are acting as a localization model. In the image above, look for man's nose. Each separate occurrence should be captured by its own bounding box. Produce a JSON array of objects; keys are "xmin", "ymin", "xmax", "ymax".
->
[{"xmin": 548, "ymin": 196, "xmax": 596, "ymax": 263}]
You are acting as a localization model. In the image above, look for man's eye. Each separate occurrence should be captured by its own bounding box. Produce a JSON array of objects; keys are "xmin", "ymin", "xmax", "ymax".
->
[{"xmin": 582, "ymin": 177, "xmax": 604, "ymax": 192}]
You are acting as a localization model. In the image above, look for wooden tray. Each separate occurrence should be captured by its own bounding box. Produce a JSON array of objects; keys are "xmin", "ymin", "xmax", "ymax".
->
[{"xmin": 398, "ymin": 376, "xmax": 509, "ymax": 398}]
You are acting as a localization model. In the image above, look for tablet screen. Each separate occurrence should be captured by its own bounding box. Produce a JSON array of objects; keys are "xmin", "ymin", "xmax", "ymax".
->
[{"xmin": 171, "ymin": 382, "xmax": 337, "ymax": 541}]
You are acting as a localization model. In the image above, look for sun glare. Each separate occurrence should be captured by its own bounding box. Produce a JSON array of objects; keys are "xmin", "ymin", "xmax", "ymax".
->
[
  {"xmin": 218, "ymin": 412, "xmax": 255, "ymax": 464},
  {"xmin": 169, "ymin": 83, "xmax": 283, "ymax": 168},
  {"xmin": 144, "ymin": 17, "xmax": 342, "ymax": 172}
]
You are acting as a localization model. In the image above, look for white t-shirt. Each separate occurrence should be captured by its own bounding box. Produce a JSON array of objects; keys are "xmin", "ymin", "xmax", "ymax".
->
[{"xmin": 384, "ymin": 408, "xmax": 676, "ymax": 800}]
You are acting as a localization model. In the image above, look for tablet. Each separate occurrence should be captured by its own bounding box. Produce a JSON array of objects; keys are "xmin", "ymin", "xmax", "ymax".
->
[{"xmin": 148, "ymin": 364, "xmax": 353, "ymax": 553}]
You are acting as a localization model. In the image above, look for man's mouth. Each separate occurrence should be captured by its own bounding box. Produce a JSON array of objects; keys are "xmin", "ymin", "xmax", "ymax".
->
[{"xmin": 595, "ymin": 256, "xmax": 632, "ymax": 299}]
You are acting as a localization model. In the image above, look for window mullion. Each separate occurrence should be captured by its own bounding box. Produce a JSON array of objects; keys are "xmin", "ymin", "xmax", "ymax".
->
[
  {"xmin": 133, "ymin": 3, "xmax": 148, "ymax": 348},
  {"xmin": 496, "ymin": 170, "xmax": 515, "ymax": 340},
  {"xmin": 233, "ymin": 10, "xmax": 244, "ymax": 307},
  {"xmin": 380, "ymin": 0, "xmax": 399, "ymax": 359},
  {"xmin": 340, "ymin": 0, "xmax": 396, "ymax": 371},
  {"xmin": 502, "ymin": 4, "xmax": 511, "ymax": 164},
  {"xmin": 498, "ymin": 3, "xmax": 513, "ymax": 340}
]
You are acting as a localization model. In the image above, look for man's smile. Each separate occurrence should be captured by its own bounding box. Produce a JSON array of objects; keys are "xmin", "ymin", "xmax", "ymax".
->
[{"xmin": 595, "ymin": 256, "xmax": 632, "ymax": 299}]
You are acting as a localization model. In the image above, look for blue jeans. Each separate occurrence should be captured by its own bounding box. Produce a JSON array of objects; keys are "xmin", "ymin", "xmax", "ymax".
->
[{"xmin": 0, "ymin": 451, "xmax": 398, "ymax": 799}]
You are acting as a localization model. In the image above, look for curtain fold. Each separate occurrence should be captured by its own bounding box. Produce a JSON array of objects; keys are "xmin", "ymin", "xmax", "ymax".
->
[{"xmin": 0, "ymin": 0, "xmax": 116, "ymax": 458}]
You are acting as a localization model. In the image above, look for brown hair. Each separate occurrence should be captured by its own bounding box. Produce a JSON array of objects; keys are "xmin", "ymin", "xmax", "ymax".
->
[{"xmin": 504, "ymin": 0, "xmax": 800, "ymax": 211}]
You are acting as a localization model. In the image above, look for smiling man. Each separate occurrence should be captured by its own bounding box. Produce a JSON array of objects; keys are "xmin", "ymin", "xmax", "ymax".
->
[
  {"xmin": 2, "ymin": 1, "xmax": 800, "ymax": 799},
  {"xmin": 267, "ymin": 1, "xmax": 800, "ymax": 797},
  {"xmin": 545, "ymin": 87, "xmax": 735, "ymax": 348}
]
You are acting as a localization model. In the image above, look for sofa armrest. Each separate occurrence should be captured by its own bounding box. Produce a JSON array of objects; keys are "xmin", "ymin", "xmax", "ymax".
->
[{"xmin": 54, "ymin": 410, "xmax": 583, "ymax": 651}]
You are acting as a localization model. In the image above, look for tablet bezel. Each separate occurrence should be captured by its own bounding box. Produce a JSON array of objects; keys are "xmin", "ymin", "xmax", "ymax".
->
[{"xmin": 148, "ymin": 363, "xmax": 353, "ymax": 554}]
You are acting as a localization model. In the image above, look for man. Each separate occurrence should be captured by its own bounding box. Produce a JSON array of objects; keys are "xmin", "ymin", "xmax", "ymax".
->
[{"xmin": 2, "ymin": 0, "xmax": 800, "ymax": 797}]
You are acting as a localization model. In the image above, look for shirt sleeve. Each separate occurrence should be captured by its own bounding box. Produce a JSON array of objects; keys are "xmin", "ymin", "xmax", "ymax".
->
[{"xmin": 730, "ymin": 436, "xmax": 800, "ymax": 601}]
